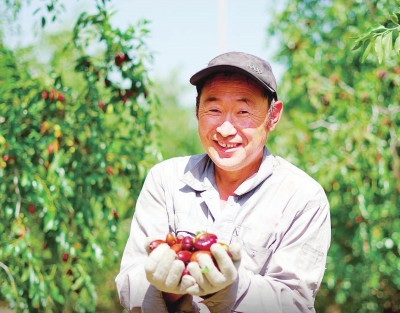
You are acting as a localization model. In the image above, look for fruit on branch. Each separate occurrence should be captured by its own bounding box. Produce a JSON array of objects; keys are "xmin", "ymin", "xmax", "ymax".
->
[{"xmin": 114, "ymin": 52, "xmax": 130, "ymax": 67}]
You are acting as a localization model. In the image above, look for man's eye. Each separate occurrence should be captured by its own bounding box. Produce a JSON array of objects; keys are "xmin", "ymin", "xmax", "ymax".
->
[
  {"xmin": 209, "ymin": 109, "xmax": 220, "ymax": 113},
  {"xmin": 238, "ymin": 110, "xmax": 249, "ymax": 114}
]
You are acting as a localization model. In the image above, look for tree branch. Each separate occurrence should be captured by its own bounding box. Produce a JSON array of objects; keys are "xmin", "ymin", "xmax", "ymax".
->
[
  {"xmin": 0, "ymin": 262, "xmax": 18, "ymax": 296},
  {"xmin": 13, "ymin": 171, "xmax": 21, "ymax": 218}
]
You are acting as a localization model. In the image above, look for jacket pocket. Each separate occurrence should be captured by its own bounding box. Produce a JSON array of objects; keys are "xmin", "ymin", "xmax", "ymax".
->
[{"xmin": 242, "ymin": 241, "xmax": 273, "ymax": 275}]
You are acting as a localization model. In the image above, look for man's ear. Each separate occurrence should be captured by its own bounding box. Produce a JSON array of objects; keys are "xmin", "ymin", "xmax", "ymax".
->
[
  {"xmin": 267, "ymin": 100, "xmax": 283, "ymax": 131},
  {"xmin": 195, "ymin": 97, "xmax": 200, "ymax": 119}
]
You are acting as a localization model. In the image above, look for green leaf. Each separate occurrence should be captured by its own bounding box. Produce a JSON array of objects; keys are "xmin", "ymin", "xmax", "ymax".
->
[
  {"xmin": 71, "ymin": 276, "xmax": 85, "ymax": 291},
  {"xmin": 389, "ymin": 13, "xmax": 399, "ymax": 24},
  {"xmin": 352, "ymin": 39, "xmax": 364, "ymax": 51},
  {"xmin": 395, "ymin": 33, "xmax": 400, "ymax": 53},
  {"xmin": 50, "ymin": 287, "xmax": 65, "ymax": 305},
  {"xmin": 361, "ymin": 40, "xmax": 373, "ymax": 63},
  {"xmin": 374, "ymin": 34, "xmax": 384, "ymax": 63},
  {"xmin": 201, "ymin": 266, "xmax": 210, "ymax": 274},
  {"xmin": 382, "ymin": 32, "xmax": 393, "ymax": 59},
  {"xmin": 32, "ymin": 8, "xmax": 41, "ymax": 15},
  {"xmin": 371, "ymin": 25, "xmax": 387, "ymax": 34}
]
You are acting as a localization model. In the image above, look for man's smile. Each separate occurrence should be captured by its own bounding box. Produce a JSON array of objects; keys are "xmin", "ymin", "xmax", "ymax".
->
[{"xmin": 215, "ymin": 140, "xmax": 240, "ymax": 149}]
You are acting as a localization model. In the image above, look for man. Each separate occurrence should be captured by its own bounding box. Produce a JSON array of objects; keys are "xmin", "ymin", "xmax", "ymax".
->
[{"xmin": 115, "ymin": 51, "xmax": 331, "ymax": 313}]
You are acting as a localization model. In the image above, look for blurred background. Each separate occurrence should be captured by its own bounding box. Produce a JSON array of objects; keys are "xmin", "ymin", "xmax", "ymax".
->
[{"xmin": 0, "ymin": 0, "xmax": 399, "ymax": 312}]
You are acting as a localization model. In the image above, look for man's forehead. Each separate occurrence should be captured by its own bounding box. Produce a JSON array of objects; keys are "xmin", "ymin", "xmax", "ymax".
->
[{"xmin": 203, "ymin": 72, "xmax": 264, "ymax": 90}]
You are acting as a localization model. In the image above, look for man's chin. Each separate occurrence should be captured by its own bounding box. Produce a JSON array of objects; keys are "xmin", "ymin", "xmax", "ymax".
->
[{"xmin": 212, "ymin": 157, "xmax": 244, "ymax": 172}]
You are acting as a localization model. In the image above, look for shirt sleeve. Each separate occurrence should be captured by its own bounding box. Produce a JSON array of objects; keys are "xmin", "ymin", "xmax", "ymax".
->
[
  {"xmin": 203, "ymin": 192, "xmax": 331, "ymax": 313},
  {"xmin": 115, "ymin": 165, "xmax": 172, "ymax": 312}
]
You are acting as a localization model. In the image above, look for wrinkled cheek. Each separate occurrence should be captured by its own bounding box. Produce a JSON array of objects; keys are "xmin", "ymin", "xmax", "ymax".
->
[
  {"xmin": 198, "ymin": 124, "xmax": 216, "ymax": 146},
  {"xmin": 248, "ymin": 130, "xmax": 267, "ymax": 147},
  {"xmin": 198, "ymin": 131, "xmax": 210, "ymax": 150}
]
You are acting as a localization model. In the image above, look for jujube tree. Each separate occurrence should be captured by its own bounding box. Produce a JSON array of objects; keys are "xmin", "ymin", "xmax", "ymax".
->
[{"xmin": 0, "ymin": 1, "xmax": 159, "ymax": 311}]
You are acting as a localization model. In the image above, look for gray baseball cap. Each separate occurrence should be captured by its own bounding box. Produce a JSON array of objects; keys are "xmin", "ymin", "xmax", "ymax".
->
[{"xmin": 190, "ymin": 51, "xmax": 278, "ymax": 100}]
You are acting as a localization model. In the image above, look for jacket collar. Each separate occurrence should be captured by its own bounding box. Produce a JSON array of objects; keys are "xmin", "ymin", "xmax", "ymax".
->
[{"xmin": 181, "ymin": 147, "xmax": 275, "ymax": 195}]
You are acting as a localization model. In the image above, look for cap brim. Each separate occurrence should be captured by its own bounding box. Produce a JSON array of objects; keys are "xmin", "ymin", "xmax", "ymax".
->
[{"xmin": 190, "ymin": 64, "xmax": 277, "ymax": 99}]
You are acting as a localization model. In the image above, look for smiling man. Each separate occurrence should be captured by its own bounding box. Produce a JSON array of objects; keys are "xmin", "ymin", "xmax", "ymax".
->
[
  {"xmin": 195, "ymin": 69, "xmax": 283, "ymax": 201},
  {"xmin": 116, "ymin": 52, "xmax": 331, "ymax": 313}
]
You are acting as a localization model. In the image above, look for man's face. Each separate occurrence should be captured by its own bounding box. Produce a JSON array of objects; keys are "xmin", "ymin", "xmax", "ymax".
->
[{"xmin": 197, "ymin": 73, "xmax": 279, "ymax": 176}]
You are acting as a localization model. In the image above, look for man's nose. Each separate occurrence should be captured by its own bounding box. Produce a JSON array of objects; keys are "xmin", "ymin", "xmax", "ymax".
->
[{"xmin": 216, "ymin": 121, "xmax": 237, "ymax": 137}]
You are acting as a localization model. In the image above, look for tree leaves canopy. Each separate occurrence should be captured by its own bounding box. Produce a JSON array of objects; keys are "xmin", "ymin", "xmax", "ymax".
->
[
  {"xmin": 269, "ymin": 1, "xmax": 400, "ymax": 312},
  {"xmin": 1, "ymin": 1, "xmax": 159, "ymax": 311}
]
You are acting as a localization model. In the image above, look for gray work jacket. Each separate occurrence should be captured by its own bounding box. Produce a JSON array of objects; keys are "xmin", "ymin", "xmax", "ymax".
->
[{"xmin": 115, "ymin": 148, "xmax": 331, "ymax": 313}]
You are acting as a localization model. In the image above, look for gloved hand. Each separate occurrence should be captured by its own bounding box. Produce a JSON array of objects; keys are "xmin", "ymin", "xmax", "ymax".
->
[
  {"xmin": 185, "ymin": 242, "xmax": 241, "ymax": 296},
  {"xmin": 145, "ymin": 243, "xmax": 197, "ymax": 294}
]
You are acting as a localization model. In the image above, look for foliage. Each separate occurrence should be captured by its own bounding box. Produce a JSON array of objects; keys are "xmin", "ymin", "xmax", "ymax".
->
[
  {"xmin": 2, "ymin": 0, "xmax": 65, "ymax": 23},
  {"xmin": 0, "ymin": 1, "xmax": 159, "ymax": 312},
  {"xmin": 152, "ymin": 71, "xmax": 203, "ymax": 160},
  {"xmin": 353, "ymin": 2, "xmax": 400, "ymax": 63},
  {"xmin": 269, "ymin": 0, "xmax": 400, "ymax": 312}
]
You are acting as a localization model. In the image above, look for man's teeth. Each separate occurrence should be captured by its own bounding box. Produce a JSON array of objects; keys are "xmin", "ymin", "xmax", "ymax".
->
[{"xmin": 219, "ymin": 142, "xmax": 237, "ymax": 148}]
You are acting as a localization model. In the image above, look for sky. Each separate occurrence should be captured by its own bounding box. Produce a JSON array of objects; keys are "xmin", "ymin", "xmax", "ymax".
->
[{"xmin": 3, "ymin": 0, "xmax": 285, "ymax": 103}]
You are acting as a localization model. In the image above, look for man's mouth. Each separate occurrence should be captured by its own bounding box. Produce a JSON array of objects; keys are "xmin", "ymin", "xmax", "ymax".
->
[{"xmin": 217, "ymin": 141, "xmax": 239, "ymax": 149}]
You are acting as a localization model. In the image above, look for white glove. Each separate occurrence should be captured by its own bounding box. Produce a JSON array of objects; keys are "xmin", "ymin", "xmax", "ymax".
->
[
  {"xmin": 185, "ymin": 242, "xmax": 241, "ymax": 296},
  {"xmin": 145, "ymin": 243, "xmax": 197, "ymax": 294}
]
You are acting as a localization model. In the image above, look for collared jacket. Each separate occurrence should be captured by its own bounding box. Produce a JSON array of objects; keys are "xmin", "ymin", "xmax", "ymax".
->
[{"xmin": 115, "ymin": 148, "xmax": 331, "ymax": 313}]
